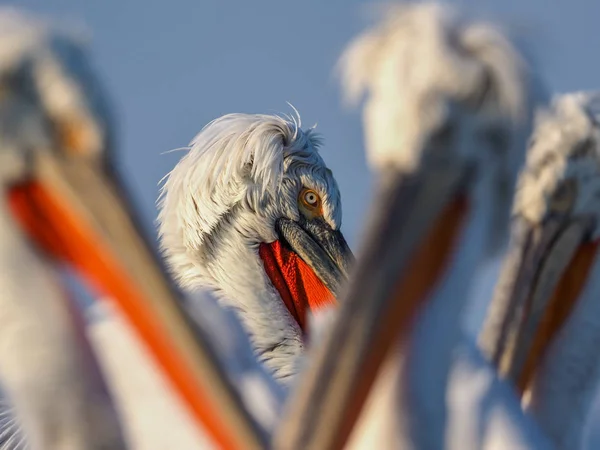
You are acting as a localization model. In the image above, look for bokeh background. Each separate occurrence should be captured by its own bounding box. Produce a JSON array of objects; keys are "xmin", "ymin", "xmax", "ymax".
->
[{"xmin": 6, "ymin": 0, "xmax": 600, "ymax": 445}]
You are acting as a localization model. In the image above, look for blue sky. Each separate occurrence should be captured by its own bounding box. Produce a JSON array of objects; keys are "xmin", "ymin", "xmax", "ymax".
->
[{"xmin": 10, "ymin": 0, "xmax": 600, "ymax": 248}]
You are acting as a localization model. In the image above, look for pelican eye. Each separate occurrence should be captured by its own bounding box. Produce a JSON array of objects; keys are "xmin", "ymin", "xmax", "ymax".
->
[
  {"xmin": 549, "ymin": 179, "xmax": 578, "ymax": 215},
  {"xmin": 298, "ymin": 188, "xmax": 323, "ymax": 218}
]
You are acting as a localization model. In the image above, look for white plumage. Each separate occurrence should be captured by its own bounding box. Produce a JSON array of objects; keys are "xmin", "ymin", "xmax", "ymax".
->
[
  {"xmin": 157, "ymin": 112, "xmax": 346, "ymax": 380},
  {"xmin": 514, "ymin": 92, "xmax": 600, "ymax": 230},
  {"xmin": 339, "ymin": 2, "xmax": 530, "ymax": 174},
  {"xmin": 87, "ymin": 289, "xmax": 284, "ymax": 450}
]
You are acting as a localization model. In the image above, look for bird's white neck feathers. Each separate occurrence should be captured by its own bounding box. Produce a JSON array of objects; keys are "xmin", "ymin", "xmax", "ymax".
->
[{"xmin": 157, "ymin": 113, "xmax": 342, "ymax": 380}]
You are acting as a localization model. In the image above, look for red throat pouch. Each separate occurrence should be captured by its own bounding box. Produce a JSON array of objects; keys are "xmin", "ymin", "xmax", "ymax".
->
[{"xmin": 259, "ymin": 240, "xmax": 335, "ymax": 332}]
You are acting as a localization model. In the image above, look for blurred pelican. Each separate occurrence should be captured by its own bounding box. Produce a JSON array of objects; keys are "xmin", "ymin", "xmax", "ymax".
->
[
  {"xmin": 157, "ymin": 112, "xmax": 353, "ymax": 381},
  {"xmin": 87, "ymin": 287, "xmax": 285, "ymax": 450},
  {"xmin": 0, "ymin": 9, "xmax": 265, "ymax": 450},
  {"xmin": 480, "ymin": 92, "xmax": 600, "ymax": 449},
  {"xmin": 0, "ymin": 11, "xmax": 128, "ymax": 449},
  {"xmin": 276, "ymin": 4, "xmax": 550, "ymax": 449}
]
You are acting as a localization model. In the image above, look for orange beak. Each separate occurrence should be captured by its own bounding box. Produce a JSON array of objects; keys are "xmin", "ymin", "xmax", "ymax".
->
[
  {"xmin": 7, "ymin": 151, "xmax": 266, "ymax": 450},
  {"xmin": 481, "ymin": 216, "xmax": 598, "ymax": 394},
  {"xmin": 276, "ymin": 161, "xmax": 472, "ymax": 450}
]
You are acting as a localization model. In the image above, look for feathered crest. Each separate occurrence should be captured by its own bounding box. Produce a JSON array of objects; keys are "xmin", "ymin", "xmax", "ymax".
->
[
  {"xmin": 186, "ymin": 112, "xmax": 319, "ymax": 191},
  {"xmin": 157, "ymin": 112, "xmax": 331, "ymax": 282},
  {"xmin": 527, "ymin": 92, "xmax": 600, "ymax": 165},
  {"xmin": 514, "ymin": 92, "xmax": 600, "ymax": 229},
  {"xmin": 338, "ymin": 2, "xmax": 528, "ymax": 122},
  {"xmin": 0, "ymin": 8, "xmax": 112, "ymax": 163},
  {"xmin": 336, "ymin": 2, "xmax": 538, "ymax": 174}
]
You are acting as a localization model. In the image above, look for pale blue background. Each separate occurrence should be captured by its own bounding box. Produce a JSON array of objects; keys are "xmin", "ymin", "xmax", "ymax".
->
[
  {"xmin": 6, "ymin": 0, "xmax": 600, "ymax": 445},
  {"xmin": 8, "ymin": 0, "xmax": 600, "ymax": 247}
]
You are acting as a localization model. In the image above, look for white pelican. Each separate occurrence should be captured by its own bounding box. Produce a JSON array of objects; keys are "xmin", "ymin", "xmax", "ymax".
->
[
  {"xmin": 157, "ymin": 112, "xmax": 354, "ymax": 381},
  {"xmin": 479, "ymin": 92, "xmax": 600, "ymax": 449},
  {"xmin": 0, "ymin": 9, "xmax": 265, "ymax": 450},
  {"xmin": 276, "ymin": 4, "xmax": 550, "ymax": 449}
]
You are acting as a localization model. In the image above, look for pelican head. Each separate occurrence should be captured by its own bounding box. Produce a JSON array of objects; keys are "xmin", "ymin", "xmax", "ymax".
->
[
  {"xmin": 480, "ymin": 92, "xmax": 600, "ymax": 392},
  {"xmin": 157, "ymin": 113, "xmax": 353, "ymax": 380},
  {"xmin": 338, "ymin": 2, "xmax": 538, "ymax": 327}
]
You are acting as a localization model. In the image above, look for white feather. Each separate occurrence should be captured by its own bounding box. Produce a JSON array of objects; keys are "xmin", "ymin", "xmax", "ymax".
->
[
  {"xmin": 514, "ymin": 92, "xmax": 600, "ymax": 237},
  {"xmin": 157, "ymin": 112, "xmax": 344, "ymax": 380},
  {"xmin": 87, "ymin": 289, "xmax": 285, "ymax": 450},
  {"xmin": 338, "ymin": 2, "xmax": 532, "ymax": 174}
]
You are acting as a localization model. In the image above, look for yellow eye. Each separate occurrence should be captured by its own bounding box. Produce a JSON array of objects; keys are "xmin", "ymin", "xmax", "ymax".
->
[
  {"xmin": 304, "ymin": 191, "xmax": 319, "ymax": 206},
  {"xmin": 299, "ymin": 188, "xmax": 322, "ymax": 217}
]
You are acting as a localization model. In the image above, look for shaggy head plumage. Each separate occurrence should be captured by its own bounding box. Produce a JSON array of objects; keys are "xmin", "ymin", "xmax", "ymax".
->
[
  {"xmin": 514, "ymin": 92, "xmax": 600, "ymax": 238},
  {"xmin": 338, "ymin": 3, "xmax": 532, "ymax": 172},
  {"xmin": 157, "ymin": 112, "xmax": 346, "ymax": 380},
  {"xmin": 338, "ymin": 2, "xmax": 544, "ymax": 256}
]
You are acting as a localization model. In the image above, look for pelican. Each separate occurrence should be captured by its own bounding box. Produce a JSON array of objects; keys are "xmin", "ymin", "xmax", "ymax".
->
[
  {"xmin": 86, "ymin": 287, "xmax": 285, "ymax": 450},
  {"xmin": 0, "ymin": 9, "xmax": 265, "ymax": 449},
  {"xmin": 276, "ymin": 4, "xmax": 550, "ymax": 449},
  {"xmin": 479, "ymin": 92, "xmax": 600, "ymax": 449},
  {"xmin": 157, "ymin": 112, "xmax": 353, "ymax": 381}
]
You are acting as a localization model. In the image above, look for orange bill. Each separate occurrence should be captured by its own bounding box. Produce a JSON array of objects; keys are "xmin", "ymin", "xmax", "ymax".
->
[
  {"xmin": 8, "ymin": 152, "xmax": 266, "ymax": 450},
  {"xmin": 484, "ymin": 216, "xmax": 599, "ymax": 394},
  {"xmin": 332, "ymin": 196, "xmax": 469, "ymax": 449},
  {"xmin": 516, "ymin": 240, "xmax": 598, "ymax": 391}
]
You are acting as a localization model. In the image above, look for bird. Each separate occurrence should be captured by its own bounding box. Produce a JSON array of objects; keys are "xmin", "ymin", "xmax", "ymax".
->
[
  {"xmin": 275, "ymin": 3, "xmax": 551, "ymax": 449},
  {"xmin": 87, "ymin": 287, "xmax": 286, "ymax": 450},
  {"xmin": 479, "ymin": 91, "xmax": 600, "ymax": 449},
  {"xmin": 0, "ymin": 9, "xmax": 265, "ymax": 450},
  {"xmin": 157, "ymin": 111, "xmax": 354, "ymax": 382},
  {"xmin": 0, "ymin": 10, "xmax": 127, "ymax": 449}
]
